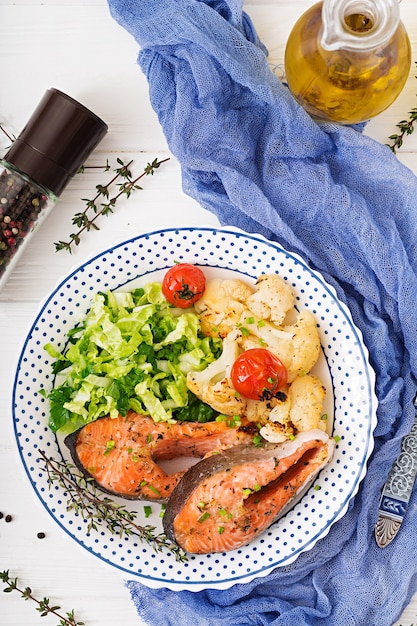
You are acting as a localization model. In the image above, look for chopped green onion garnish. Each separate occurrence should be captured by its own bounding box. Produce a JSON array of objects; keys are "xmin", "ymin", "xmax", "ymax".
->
[{"xmin": 104, "ymin": 440, "xmax": 115, "ymax": 456}]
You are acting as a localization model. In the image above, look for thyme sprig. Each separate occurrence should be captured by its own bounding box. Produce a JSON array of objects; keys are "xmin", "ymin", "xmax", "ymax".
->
[
  {"xmin": 0, "ymin": 570, "xmax": 84, "ymax": 625},
  {"xmin": 77, "ymin": 161, "xmax": 110, "ymax": 174},
  {"xmin": 387, "ymin": 62, "xmax": 417, "ymax": 153},
  {"xmin": 0, "ymin": 122, "xmax": 15, "ymax": 148},
  {"xmin": 55, "ymin": 156, "xmax": 169, "ymax": 253},
  {"xmin": 38, "ymin": 450, "xmax": 187, "ymax": 562}
]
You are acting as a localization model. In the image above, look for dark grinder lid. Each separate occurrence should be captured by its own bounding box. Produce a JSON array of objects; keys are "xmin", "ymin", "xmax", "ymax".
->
[{"xmin": 4, "ymin": 88, "xmax": 108, "ymax": 196}]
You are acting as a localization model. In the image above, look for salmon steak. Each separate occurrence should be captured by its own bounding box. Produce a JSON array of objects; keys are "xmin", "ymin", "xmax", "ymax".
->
[
  {"xmin": 163, "ymin": 430, "xmax": 335, "ymax": 553},
  {"xmin": 64, "ymin": 411, "xmax": 257, "ymax": 501}
]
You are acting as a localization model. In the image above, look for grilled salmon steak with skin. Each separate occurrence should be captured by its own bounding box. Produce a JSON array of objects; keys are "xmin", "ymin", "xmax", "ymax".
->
[
  {"xmin": 64, "ymin": 411, "xmax": 257, "ymax": 501},
  {"xmin": 163, "ymin": 430, "xmax": 334, "ymax": 554}
]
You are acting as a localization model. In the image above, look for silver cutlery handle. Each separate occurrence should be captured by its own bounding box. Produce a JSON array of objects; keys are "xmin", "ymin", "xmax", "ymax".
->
[{"xmin": 375, "ymin": 401, "xmax": 417, "ymax": 547}]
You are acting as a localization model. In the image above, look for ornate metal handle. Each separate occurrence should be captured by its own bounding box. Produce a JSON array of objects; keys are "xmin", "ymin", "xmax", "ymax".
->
[{"xmin": 375, "ymin": 398, "xmax": 417, "ymax": 547}]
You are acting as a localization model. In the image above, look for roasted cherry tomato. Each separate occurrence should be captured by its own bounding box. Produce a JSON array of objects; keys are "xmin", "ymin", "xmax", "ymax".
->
[
  {"xmin": 162, "ymin": 263, "xmax": 206, "ymax": 308},
  {"xmin": 231, "ymin": 348, "xmax": 288, "ymax": 401}
]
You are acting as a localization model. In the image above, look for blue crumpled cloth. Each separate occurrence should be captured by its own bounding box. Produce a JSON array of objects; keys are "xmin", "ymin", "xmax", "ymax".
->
[{"xmin": 107, "ymin": 1, "xmax": 417, "ymax": 624}]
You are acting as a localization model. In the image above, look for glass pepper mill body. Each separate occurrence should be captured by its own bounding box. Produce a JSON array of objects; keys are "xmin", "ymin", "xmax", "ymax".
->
[
  {"xmin": 0, "ymin": 88, "xmax": 107, "ymax": 291},
  {"xmin": 0, "ymin": 163, "xmax": 53, "ymax": 287},
  {"xmin": 284, "ymin": 0, "xmax": 411, "ymax": 125}
]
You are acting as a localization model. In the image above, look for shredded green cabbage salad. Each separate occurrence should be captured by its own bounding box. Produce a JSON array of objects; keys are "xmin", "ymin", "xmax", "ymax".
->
[{"xmin": 40, "ymin": 282, "xmax": 222, "ymax": 434}]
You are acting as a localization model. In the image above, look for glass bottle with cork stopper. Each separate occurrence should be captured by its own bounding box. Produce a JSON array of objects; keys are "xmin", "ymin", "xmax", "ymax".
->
[
  {"xmin": 284, "ymin": 0, "xmax": 411, "ymax": 125},
  {"xmin": 0, "ymin": 88, "xmax": 108, "ymax": 290}
]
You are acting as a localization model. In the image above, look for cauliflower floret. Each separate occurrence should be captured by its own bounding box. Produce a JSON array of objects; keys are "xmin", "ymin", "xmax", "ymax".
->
[
  {"xmin": 245, "ymin": 392, "xmax": 287, "ymax": 425},
  {"xmin": 259, "ymin": 422, "xmax": 291, "ymax": 444},
  {"xmin": 288, "ymin": 374, "xmax": 326, "ymax": 432},
  {"xmin": 259, "ymin": 374, "xmax": 325, "ymax": 442},
  {"xmin": 188, "ymin": 272, "xmax": 325, "ymax": 440},
  {"xmin": 194, "ymin": 278, "xmax": 254, "ymax": 338},
  {"xmin": 258, "ymin": 392, "xmax": 296, "ymax": 443},
  {"xmin": 239, "ymin": 309, "xmax": 292, "ymax": 351},
  {"xmin": 246, "ymin": 274, "xmax": 295, "ymax": 326},
  {"xmin": 239, "ymin": 309, "xmax": 321, "ymax": 382},
  {"xmin": 283, "ymin": 310, "xmax": 321, "ymax": 381},
  {"xmin": 186, "ymin": 328, "xmax": 247, "ymax": 416}
]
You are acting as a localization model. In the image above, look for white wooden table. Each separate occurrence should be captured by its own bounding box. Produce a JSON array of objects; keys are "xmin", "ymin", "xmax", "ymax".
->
[{"xmin": 1, "ymin": 1, "xmax": 416, "ymax": 624}]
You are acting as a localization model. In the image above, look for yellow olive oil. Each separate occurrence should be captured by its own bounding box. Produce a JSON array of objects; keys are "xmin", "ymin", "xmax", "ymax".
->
[{"xmin": 284, "ymin": 2, "xmax": 411, "ymax": 124}]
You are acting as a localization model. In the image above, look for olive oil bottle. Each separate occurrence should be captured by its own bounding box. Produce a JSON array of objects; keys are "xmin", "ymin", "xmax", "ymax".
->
[{"xmin": 284, "ymin": 0, "xmax": 411, "ymax": 125}]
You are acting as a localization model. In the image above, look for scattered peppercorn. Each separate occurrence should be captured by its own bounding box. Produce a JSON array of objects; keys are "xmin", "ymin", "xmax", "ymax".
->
[
  {"xmin": 5, "ymin": 514, "xmax": 13, "ymax": 523},
  {"xmin": 36, "ymin": 532, "xmax": 46, "ymax": 539},
  {"xmin": 0, "ymin": 512, "xmax": 3, "ymax": 520}
]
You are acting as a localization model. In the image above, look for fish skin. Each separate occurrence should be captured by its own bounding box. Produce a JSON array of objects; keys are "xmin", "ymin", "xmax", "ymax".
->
[
  {"xmin": 64, "ymin": 411, "xmax": 257, "ymax": 501},
  {"xmin": 163, "ymin": 430, "xmax": 334, "ymax": 553}
]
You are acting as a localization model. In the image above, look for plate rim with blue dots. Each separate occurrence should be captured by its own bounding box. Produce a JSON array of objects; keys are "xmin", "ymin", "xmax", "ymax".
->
[{"xmin": 12, "ymin": 226, "xmax": 377, "ymax": 591}]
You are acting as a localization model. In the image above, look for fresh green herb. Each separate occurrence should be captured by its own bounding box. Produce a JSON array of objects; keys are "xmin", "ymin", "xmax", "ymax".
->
[
  {"xmin": 77, "ymin": 160, "xmax": 110, "ymax": 174},
  {"xmin": 387, "ymin": 62, "xmax": 417, "ymax": 153},
  {"xmin": 252, "ymin": 433, "xmax": 264, "ymax": 447},
  {"xmin": 237, "ymin": 324, "xmax": 250, "ymax": 337},
  {"xmin": 333, "ymin": 435, "xmax": 341, "ymax": 443},
  {"xmin": 138, "ymin": 481, "xmax": 162, "ymax": 497},
  {"xmin": 54, "ymin": 157, "xmax": 169, "ymax": 253},
  {"xmin": 198, "ymin": 512, "xmax": 211, "ymax": 523},
  {"xmin": 314, "ymin": 484, "xmax": 321, "ymax": 491},
  {"xmin": 218, "ymin": 526, "xmax": 225, "ymax": 534},
  {"xmin": 144, "ymin": 505, "xmax": 152, "ymax": 518},
  {"xmin": 0, "ymin": 123, "xmax": 16, "ymax": 149},
  {"xmin": 175, "ymin": 390, "xmax": 219, "ymax": 423},
  {"xmin": 103, "ymin": 439, "xmax": 115, "ymax": 456},
  {"xmin": 38, "ymin": 450, "xmax": 187, "ymax": 562},
  {"xmin": 216, "ymin": 414, "xmax": 242, "ymax": 428},
  {"xmin": 0, "ymin": 570, "xmax": 84, "ymax": 625}
]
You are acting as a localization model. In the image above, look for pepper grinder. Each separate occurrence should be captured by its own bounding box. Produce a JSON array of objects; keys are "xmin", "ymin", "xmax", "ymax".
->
[{"xmin": 0, "ymin": 88, "xmax": 108, "ymax": 291}]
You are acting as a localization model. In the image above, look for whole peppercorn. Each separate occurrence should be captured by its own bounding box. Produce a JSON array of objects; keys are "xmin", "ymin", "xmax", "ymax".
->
[
  {"xmin": 0, "ymin": 168, "xmax": 49, "ymax": 283},
  {"xmin": 0, "ymin": 88, "xmax": 108, "ymax": 290}
]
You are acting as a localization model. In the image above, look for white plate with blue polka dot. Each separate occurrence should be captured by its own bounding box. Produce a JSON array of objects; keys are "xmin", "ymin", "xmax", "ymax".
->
[{"xmin": 12, "ymin": 226, "xmax": 377, "ymax": 591}]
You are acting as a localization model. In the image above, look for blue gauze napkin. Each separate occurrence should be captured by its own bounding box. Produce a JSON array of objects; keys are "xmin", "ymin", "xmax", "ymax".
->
[{"xmin": 107, "ymin": 1, "xmax": 417, "ymax": 624}]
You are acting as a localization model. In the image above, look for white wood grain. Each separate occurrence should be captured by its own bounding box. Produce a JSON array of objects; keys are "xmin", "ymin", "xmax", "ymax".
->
[{"xmin": 1, "ymin": 1, "xmax": 417, "ymax": 625}]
